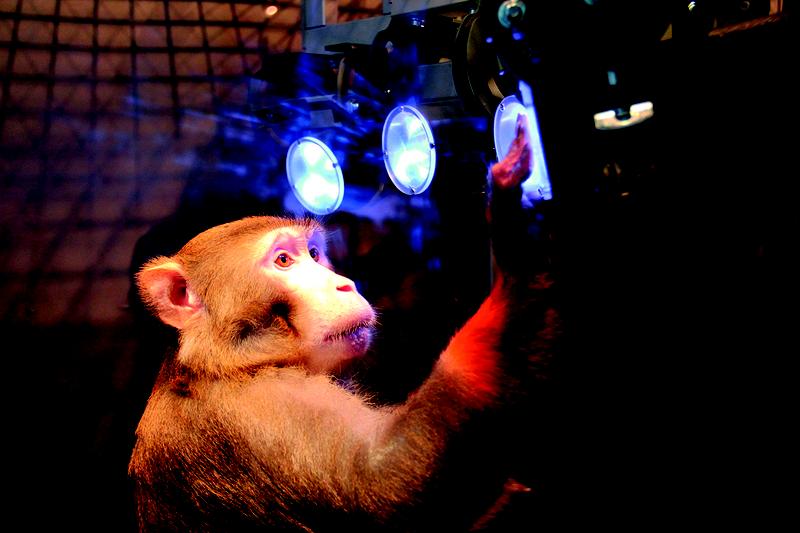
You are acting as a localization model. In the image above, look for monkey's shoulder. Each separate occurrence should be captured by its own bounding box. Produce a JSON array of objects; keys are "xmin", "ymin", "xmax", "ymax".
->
[{"xmin": 133, "ymin": 366, "xmax": 380, "ymax": 458}]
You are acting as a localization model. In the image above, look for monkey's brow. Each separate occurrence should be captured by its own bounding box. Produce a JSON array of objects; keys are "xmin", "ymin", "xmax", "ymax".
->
[{"xmin": 269, "ymin": 229, "xmax": 323, "ymax": 252}]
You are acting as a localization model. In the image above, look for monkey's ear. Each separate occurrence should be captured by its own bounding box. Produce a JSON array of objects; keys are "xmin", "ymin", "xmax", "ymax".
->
[{"xmin": 137, "ymin": 258, "xmax": 203, "ymax": 330}]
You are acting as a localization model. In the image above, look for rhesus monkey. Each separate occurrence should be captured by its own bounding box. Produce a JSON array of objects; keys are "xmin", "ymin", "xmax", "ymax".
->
[{"xmin": 129, "ymin": 115, "xmax": 555, "ymax": 531}]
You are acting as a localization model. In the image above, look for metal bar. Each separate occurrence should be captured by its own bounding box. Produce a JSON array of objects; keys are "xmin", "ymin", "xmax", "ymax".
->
[{"xmin": 304, "ymin": 0, "xmax": 326, "ymax": 29}]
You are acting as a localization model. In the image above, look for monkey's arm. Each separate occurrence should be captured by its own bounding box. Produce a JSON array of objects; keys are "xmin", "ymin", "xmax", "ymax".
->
[
  {"xmin": 328, "ymin": 114, "xmax": 538, "ymax": 524},
  {"xmin": 224, "ymin": 292, "xmax": 517, "ymax": 531}
]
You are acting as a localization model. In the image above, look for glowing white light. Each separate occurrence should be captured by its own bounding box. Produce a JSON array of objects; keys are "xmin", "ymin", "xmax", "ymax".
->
[
  {"xmin": 493, "ymin": 86, "xmax": 553, "ymax": 205},
  {"xmin": 286, "ymin": 137, "xmax": 344, "ymax": 215},
  {"xmin": 394, "ymin": 149, "xmax": 429, "ymax": 190},
  {"xmin": 382, "ymin": 105, "xmax": 436, "ymax": 195},
  {"xmin": 593, "ymin": 101, "xmax": 654, "ymax": 130},
  {"xmin": 265, "ymin": 5, "xmax": 279, "ymax": 17}
]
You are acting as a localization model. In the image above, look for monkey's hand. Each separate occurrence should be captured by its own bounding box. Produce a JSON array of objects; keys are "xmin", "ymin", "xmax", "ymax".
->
[
  {"xmin": 491, "ymin": 113, "xmax": 532, "ymax": 192},
  {"xmin": 489, "ymin": 113, "xmax": 533, "ymax": 276}
]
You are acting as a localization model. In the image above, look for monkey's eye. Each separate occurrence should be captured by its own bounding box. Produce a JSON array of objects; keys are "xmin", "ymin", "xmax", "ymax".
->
[
  {"xmin": 309, "ymin": 247, "xmax": 321, "ymax": 262},
  {"xmin": 274, "ymin": 252, "xmax": 295, "ymax": 268}
]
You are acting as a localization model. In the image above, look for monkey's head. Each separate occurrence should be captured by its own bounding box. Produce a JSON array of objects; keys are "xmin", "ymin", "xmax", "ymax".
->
[{"xmin": 137, "ymin": 216, "xmax": 376, "ymax": 377}]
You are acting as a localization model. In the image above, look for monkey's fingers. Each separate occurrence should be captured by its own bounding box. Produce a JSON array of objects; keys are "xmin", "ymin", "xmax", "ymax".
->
[{"xmin": 491, "ymin": 114, "xmax": 532, "ymax": 191}]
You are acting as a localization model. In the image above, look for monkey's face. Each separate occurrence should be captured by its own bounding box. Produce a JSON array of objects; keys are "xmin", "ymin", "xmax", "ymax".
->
[
  {"xmin": 255, "ymin": 227, "xmax": 376, "ymax": 374},
  {"xmin": 138, "ymin": 217, "xmax": 376, "ymax": 377}
]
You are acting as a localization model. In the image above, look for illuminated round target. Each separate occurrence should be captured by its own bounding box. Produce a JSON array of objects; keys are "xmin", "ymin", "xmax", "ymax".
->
[
  {"xmin": 285, "ymin": 136, "xmax": 344, "ymax": 215},
  {"xmin": 493, "ymin": 95, "xmax": 527, "ymax": 161},
  {"xmin": 382, "ymin": 105, "xmax": 436, "ymax": 195}
]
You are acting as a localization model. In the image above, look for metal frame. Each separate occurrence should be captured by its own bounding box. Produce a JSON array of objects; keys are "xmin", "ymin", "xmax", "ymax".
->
[{"xmin": 302, "ymin": 0, "xmax": 476, "ymax": 54}]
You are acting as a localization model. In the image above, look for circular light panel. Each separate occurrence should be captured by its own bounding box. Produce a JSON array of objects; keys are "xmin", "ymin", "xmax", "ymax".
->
[
  {"xmin": 285, "ymin": 136, "xmax": 344, "ymax": 215},
  {"xmin": 493, "ymin": 95, "xmax": 527, "ymax": 161},
  {"xmin": 382, "ymin": 105, "xmax": 436, "ymax": 195}
]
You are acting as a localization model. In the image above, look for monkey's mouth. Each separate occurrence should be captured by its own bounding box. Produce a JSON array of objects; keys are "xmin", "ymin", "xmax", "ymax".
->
[{"xmin": 325, "ymin": 319, "xmax": 375, "ymax": 353}]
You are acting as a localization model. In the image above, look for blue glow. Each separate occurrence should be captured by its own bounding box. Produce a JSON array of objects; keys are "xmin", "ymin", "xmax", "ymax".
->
[
  {"xmin": 382, "ymin": 106, "xmax": 436, "ymax": 195},
  {"xmin": 493, "ymin": 85, "xmax": 553, "ymax": 205},
  {"xmin": 285, "ymin": 137, "xmax": 344, "ymax": 215}
]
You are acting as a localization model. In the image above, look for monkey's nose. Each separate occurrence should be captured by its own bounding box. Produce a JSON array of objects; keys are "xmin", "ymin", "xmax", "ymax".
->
[{"xmin": 336, "ymin": 278, "xmax": 356, "ymax": 292}]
